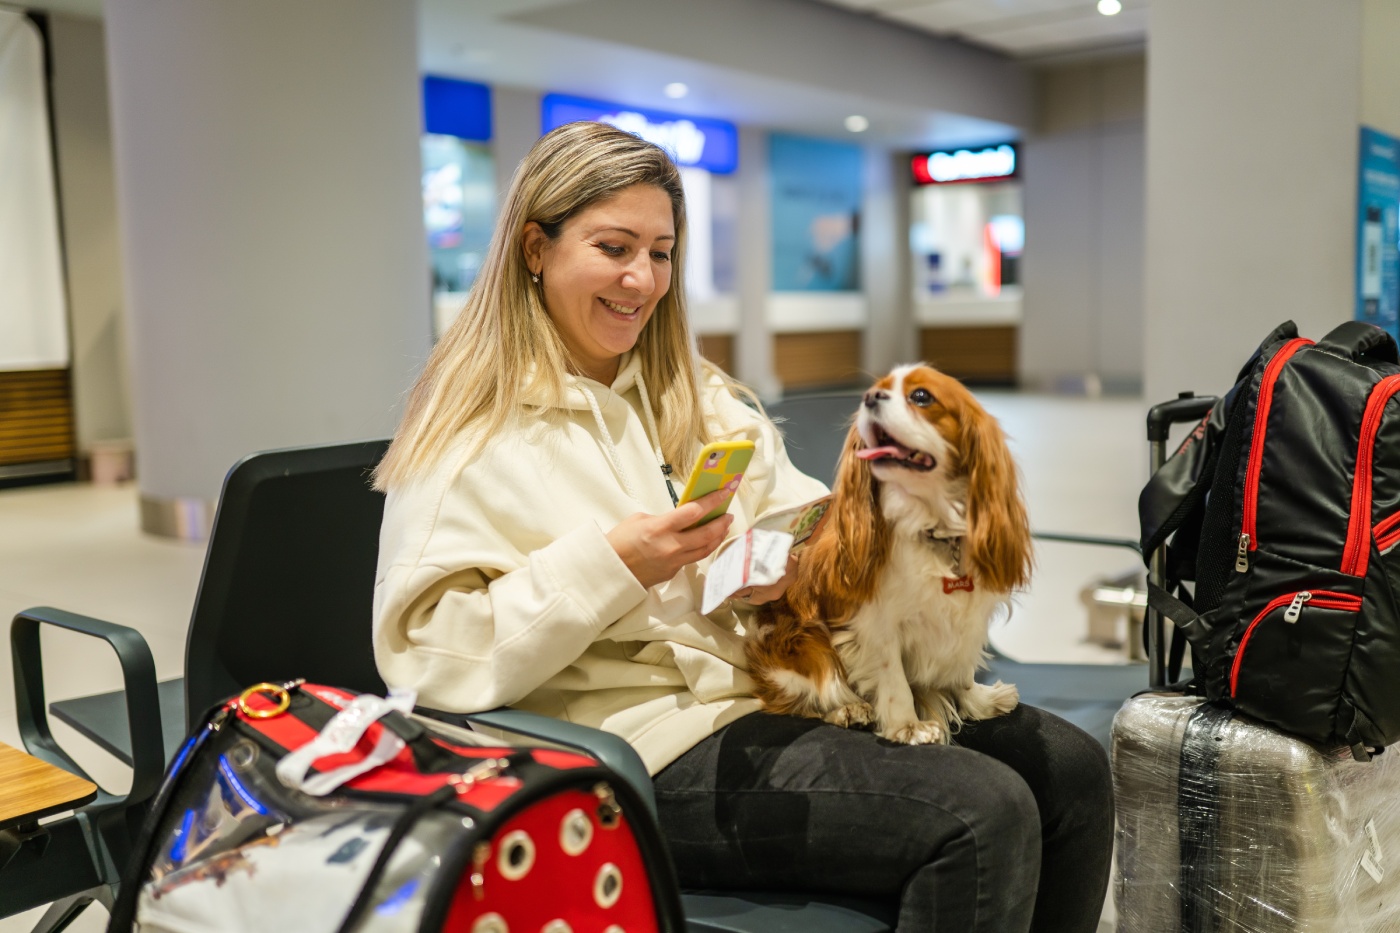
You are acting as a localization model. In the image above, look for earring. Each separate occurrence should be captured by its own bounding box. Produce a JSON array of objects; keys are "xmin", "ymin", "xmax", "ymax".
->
[{"xmin": 531, "ymin": 272, "xmax": 540, "ymax": 284}]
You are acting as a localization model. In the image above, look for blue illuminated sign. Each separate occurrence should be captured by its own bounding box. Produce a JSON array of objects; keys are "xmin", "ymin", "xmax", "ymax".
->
[
  {"xmin": 423, "ymin": 76, "xmax": 492, "ymax": 142},
  {"xmin": 1357, "ymin": 126, "xmax": 1400, "ymax": 340},
  {"xmin": 541, "ymin": 93, "xmax": 738, "ymax": 174}
]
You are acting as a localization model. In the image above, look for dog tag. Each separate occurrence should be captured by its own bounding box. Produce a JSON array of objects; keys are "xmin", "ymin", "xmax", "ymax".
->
[{"xmin": 943, "ymin": 575, "xmax": 974, "ymax": 594}]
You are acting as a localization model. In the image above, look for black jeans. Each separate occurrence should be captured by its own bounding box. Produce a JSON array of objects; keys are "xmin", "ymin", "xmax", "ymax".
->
[{"xmin": 653, "ymin": 705, "xmax": 1114, "ymax": 932}]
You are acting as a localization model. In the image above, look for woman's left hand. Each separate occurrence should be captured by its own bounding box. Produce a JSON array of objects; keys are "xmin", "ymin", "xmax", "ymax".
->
[{"xmin": 734, "ymin": 554, "xmax": 799, "ymax": 605}]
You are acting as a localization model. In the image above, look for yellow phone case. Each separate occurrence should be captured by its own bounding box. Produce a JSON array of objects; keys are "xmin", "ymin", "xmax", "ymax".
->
[{"xmin": 678, "ymin": 440, "xmax": 756, "ymax": 525}]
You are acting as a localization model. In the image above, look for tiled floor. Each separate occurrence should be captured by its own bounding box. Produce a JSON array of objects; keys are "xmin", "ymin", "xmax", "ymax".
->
[{"xmin": 0, "ymin": 390, "xmax": 1144, "ymax": 931}]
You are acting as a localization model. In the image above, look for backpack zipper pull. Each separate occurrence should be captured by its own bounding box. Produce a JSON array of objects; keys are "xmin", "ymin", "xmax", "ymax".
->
[
  {"xmin": 1284, "ymin": 591, "xmax": 1312, "ymax": 623},
  {"xmin": 1235, "ymin": 533, "xmax": 1251, "ymax": 572}
]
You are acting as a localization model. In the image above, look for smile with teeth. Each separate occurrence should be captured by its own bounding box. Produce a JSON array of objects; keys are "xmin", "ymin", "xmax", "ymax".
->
[
  {"xmin": 600, "ymin": 297, "xmax": 640, "ymax": 316},
  {"xmin": 856, "ymin": 423, "xmax": 937, "ymax": 470}
]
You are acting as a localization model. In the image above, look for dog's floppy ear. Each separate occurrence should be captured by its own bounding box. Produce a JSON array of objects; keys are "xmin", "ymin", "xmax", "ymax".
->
[
  {"xmin": 961, "ymin": 406, "xmax": 1032, "ymax": 593},
  {"xmin": 793, "ymin": 422, "xmax": 889, "ymax": 621}
]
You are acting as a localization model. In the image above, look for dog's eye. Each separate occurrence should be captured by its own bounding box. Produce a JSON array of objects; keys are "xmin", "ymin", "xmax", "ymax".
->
[{"xmin": 908, "ymin": 387, "xmax": 934, "ymax": 408}]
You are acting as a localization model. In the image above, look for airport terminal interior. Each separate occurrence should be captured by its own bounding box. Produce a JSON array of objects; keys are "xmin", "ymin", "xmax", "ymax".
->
[{"xmin": 2, "ymin": 0, "xmax": 1399, "ymax": 931}]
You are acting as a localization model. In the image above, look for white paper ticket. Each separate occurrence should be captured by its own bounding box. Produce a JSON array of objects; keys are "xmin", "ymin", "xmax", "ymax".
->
[{"xmin": 701, "ymin": 528, "xmax": 794, "ymax": 615}]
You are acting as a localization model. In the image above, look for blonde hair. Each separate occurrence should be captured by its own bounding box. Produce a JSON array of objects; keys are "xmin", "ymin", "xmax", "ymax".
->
[{"xmin": 375, "ymin": 122, "xmax": 712, "ymax": 490}]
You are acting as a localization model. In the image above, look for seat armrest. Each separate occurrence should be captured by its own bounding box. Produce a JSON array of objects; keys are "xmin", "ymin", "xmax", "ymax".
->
[
  {"xmin": 10, "ymin": 607, "xmax": 165, "ymax": 808},
  {"xmin": 459, "ymin": 708, "xmax": 657, "ymax": 816},
  {"xmin": 1031, "ymin": 531, "xmax": 1141, "ymax": 555}
]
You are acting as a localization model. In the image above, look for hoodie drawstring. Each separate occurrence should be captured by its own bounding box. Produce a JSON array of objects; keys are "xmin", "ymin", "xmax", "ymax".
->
[
  {"xmin": 577, "ymin": 375, "xmax": 679, "ymax": 508},
  {"xmin": 634, "ymin": 375, "xmax": 680, "ymax": 507}
]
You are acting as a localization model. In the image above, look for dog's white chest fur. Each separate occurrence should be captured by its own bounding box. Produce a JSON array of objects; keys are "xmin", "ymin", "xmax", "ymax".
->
[{"xmin": 834, "ymin": 533, "xmax": 1000, "ymax": 699}]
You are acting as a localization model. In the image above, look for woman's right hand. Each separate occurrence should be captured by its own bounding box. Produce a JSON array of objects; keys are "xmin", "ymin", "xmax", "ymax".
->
[{"xmin": 606, "ymin": 488, "xmax": 736, "ymax": 589}]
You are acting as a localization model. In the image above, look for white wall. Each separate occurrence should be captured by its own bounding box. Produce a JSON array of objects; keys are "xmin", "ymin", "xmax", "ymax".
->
[
  {"xmin": 1143, "ymin": 0, "xmax": 1362, "ymax": 407},
  {"xmin": 1362, "ymin": 0, "xmax": 1400, "ymax": 139},
  {"xmin": 104, "ymin": 0, "xmax": 431, "ymax": 509},
  {"xmin": 1020, "ymin": 55, "xmax": 1145, "ymax": 393}
]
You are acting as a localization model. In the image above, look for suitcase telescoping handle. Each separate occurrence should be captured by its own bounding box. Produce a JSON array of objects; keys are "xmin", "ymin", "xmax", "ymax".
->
[{"xmin": 1145, "ymin": 393, "xmax": 1218, "ymax": 689}]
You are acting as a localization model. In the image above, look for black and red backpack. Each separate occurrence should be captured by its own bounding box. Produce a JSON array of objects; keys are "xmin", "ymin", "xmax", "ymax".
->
[{"xmin": 1141, "ymin": 320, "xmax": 1400, "ymax": 759}]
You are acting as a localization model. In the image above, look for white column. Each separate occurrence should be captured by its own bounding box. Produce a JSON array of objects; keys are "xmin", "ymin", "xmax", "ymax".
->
[
  {"xmin": 491, "ymin": 86, "xmax": 542, "ymax": 202},
  {"xmin": 862, "ymin": 147, "xmax": 913, "ymax": 375},
  {"xmin": 49, "ymin": 14, "xmax": 132, "ymax": 450},
  {"xmin": 104, "ymin": 0, "xmax": 431, "ymax": 537},
  {"xmin": 734, "ymin": 125, "xmax": 780, "ymax": 399},
  {"xmin": 1143, "ymin": 0, "xmax": 1362, "ymax": 407}
]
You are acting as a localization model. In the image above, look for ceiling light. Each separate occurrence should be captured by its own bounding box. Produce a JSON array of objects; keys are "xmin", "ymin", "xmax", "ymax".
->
[
  {"xmin": 845, "ymin": 115, "xmax": 870, "ymax": 133},
  {"xmin": 664, "ymin": 82, "xmax": 689, "ymax": 99},
  {"xmin": 1097, "ymin": 0, "xmax": 1122, "ymax": 14}
]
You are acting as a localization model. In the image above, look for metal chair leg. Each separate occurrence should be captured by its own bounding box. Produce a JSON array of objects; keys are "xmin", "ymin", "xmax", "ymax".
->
[{"xmin": 30, "ymin": 888, "xmax": 102, "ymax": 933}]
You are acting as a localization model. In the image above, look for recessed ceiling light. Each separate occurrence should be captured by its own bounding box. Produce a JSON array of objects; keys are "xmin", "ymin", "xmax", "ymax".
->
[
  {"xmin": 845, "ymin": 115, "xmax": 870, "ymax": 133},
  {"xmin": 664, "ymin": 82, "xmax": 689, "ymax": 99},
  {"xmin": 1097, "ymin": 0, "xmax": 1122, "ymax": 14}
]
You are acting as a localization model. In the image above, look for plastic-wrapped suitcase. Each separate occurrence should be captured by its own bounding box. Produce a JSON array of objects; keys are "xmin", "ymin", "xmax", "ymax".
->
[
  {"xmin": 1112, "ymin": 693, "xmax": 1400, "ymax": 932},
  {"xmin": 1114, "ymin": 397, "xmax": 1400, "ymax": 932}
]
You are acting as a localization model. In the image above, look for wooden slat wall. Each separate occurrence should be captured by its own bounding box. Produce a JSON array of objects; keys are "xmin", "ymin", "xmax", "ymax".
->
[
  {"xmin": 919, "ymin": 326, "xmax": 1018, "ymax": 384},
  {"xmin": 697, "ymin": 334, "xmax": 735, "ymax": 375},
  {"xmin": 0, "ymin": 369, "xmax": 76, "ymax": 466},
  {"xmin": 774, "ymin": 330, "xmax": 865, "ymax": 390}
]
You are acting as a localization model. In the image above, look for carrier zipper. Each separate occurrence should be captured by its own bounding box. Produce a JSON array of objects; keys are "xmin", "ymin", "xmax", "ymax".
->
[
  {"xmin": 1229, "ymin": 590, "xmax": 1362, "ymax": 696},
  {"xmin": 1342, "ymin": 373, "xmax": 1400, "ymax": 577},
  {"xmin": 1238, "ymin": 337, "xmax": 1314, "ymax": 571}
]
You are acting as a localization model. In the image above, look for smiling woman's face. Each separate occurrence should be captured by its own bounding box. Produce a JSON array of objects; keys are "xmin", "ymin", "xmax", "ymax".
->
[{"xmin": 524, "ymin": 184, "xmax": 676, "ymax": 385}]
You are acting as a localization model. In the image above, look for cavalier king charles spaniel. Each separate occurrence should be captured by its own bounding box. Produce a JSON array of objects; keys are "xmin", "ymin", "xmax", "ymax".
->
[{"xmin": 746, "ymin": 364, "xmax": 1033, "ymax": 744}]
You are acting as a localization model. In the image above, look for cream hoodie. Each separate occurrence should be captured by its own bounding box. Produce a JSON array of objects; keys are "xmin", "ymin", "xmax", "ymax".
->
[{"xmin": 373, "ymin": 354, "xmax": 829, "ymax": 773}]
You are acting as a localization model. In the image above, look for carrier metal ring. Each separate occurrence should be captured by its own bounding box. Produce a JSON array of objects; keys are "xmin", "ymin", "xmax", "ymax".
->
[
  {"xmin": 497, "ymin": 830, "xmax": 536, "ymax": 880},
  {"xmin": 472, "ymin": 913, "xmax": 508, "ymax": 933},
  {"xmin": 559, "ymin": 808, "xmax": 593, "ymax": 855},
  {"xmin": 237, "ymin": 683, "xmax": 291, "ymax": 718},
  {"xmin": 594, "ymin": 863, "xmax": 623, "ymax": 908}
]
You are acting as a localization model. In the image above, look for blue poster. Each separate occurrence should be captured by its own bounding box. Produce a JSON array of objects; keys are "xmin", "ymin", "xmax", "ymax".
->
[
  {"xmin": 422, "ymin": 76, "xmax": 492, "ymax": 142},
  {"xmin": 1357, "ymin": 126, "xmax": 1400, "ymax": 338},
  {"xmin": 769, "ymin": 134, "xmax": 862, "ymax": 291}
]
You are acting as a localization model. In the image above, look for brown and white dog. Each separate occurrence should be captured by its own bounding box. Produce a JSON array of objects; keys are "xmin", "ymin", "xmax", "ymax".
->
[{"xmin": 746, "ymin": 364, "xmax": 1033, "ymax": 744}]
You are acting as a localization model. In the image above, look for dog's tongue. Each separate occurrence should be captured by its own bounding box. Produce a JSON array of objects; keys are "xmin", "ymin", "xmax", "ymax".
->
[{"xmin": 857, "ymin": 445, "xmax": 904, "ymax": 461}]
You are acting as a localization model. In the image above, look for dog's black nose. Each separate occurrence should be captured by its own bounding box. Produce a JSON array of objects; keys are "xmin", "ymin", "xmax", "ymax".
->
[{"xmin": 863, "ymin": 389, "xmax": 889, "ymax": 409}]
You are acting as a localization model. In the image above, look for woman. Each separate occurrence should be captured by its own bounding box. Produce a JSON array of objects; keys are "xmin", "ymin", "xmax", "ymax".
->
[{"xmin": 373, "ymin": 121, "xmax": 1113, "ymax": 932}]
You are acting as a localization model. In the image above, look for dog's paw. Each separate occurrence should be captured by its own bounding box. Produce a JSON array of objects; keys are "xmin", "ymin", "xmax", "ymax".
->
[
  {"xmin": 959, "ymin": 680, "xmax": 1020, "ymax": 721},
  {"xmin": 823, "ymin": 700, "xmax": 876, "ymax": 728},
  {"xmin": 880, "ymin": 720, "xmax": 947, "ymax": 745},
  {"xmin": 987, "ymin": 681, "xmax": 1019, "ymax": 716}
]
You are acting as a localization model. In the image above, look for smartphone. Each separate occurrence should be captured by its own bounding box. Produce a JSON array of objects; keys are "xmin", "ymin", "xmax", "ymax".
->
[{"xmin": 678, "ymin": 440, "xmax": 756, "ymax": 526}]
